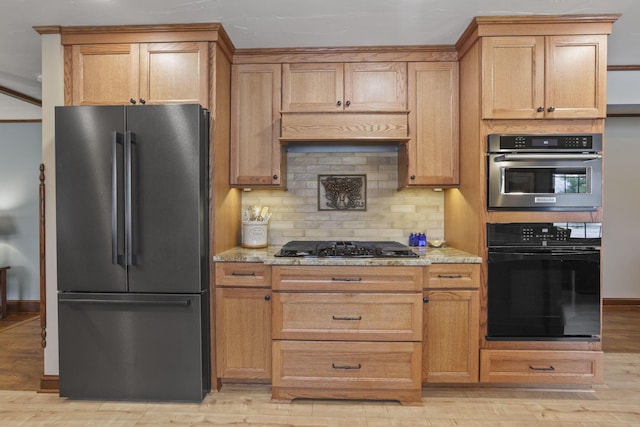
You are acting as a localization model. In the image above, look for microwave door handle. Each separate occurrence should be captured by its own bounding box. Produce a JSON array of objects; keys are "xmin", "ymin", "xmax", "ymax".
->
[{"xmin": 496, "ymin": 153, "xmax": 602, "ymax": 162}]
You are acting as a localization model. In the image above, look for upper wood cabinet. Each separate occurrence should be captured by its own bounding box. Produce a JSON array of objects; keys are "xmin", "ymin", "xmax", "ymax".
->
[
  {"xmin": 230, "ymin": 63, "xmax": 284, "ymax": 187},
  {"xmin": 69, "ymin": 41, "xmax": 209, "ymax": 106},
  {"xmin": 282, "ymin": 62, "xmax": 407, "ymax": 112},
  {"xmin": 481, "ymin": 35, "xmax": 607, "ymax": 119},
  {"xmin": 402, "ymin": 62, "xmax": 459, "ymax": 187},
  {"xmin": 140, "ymin": 42, "xmax": 209, "ymax": 105}
]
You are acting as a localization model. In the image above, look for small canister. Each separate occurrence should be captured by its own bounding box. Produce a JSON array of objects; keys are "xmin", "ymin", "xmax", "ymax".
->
[{"xmin": 242, "ymin": 221, "xmax": 268, "ymax": 248}]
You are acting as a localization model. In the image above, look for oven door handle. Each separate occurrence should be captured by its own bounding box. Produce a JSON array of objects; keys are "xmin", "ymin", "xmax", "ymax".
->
[
  {"xmin": 488, "ymin": 250, "xmax": 600, "ymax": 263},
  {"xmin": 493, "ymin": 153, "xmax": 602, "ymax": 162}
]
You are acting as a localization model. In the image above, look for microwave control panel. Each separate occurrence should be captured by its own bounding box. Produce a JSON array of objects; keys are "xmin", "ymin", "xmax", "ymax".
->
[{"xmin": 488, "ymin": 134, "xmax": 602, "ymax": 152}]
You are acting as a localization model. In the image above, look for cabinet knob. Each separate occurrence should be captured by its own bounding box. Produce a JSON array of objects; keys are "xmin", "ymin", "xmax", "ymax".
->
[
  {"xmin": 264, "ymin": 295, "xmax": 271, "ymax": 301},
  {"xmin": 130, "ymin": 98, "xmax": 137, "ymax": 105},
  {"xmin": 547, "ymin": 106, "xmax": 555, "ymax": 112},
  {"xmin": 272, "ymin": 174, "xmax": 278, "ymax": 180},
  {"xmin": 410, "ymin": 175, "xmax": 416, "ymax": 180},
  {"xmin": 140, "ymin": 98, "xmax": 146, "ymax": 105},
  {"xmin": 537, "ymin": 106, "xmax": 544, "ymax": 113},
  {"xmin": 345, "ymin": 100, "xmax": 351, "ymax": 107},
  {"xmin": 423, "ymin": 297, "xmax": 429, "ymax": 303},
  {"xmin": 336, "ymin": 100, "xmax": 342, "ymax": 106}
]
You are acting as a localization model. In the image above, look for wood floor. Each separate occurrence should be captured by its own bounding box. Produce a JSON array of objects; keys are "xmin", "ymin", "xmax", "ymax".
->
[
  {"xmin": 0, "ymin": 307, "xmax": 638, "ymax": 426},
  {"xmin": 0, "ymin": 313, "xmax": 41, "ymax": 392}
]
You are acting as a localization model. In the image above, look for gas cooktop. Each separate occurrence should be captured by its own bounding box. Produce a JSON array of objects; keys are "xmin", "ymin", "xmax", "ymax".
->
[{"xmin": 274, "ymin": 241, "xmax": 419, "ymax": 258}]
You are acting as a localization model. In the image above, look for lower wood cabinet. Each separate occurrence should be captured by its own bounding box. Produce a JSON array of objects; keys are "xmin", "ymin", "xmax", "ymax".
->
[
  {"xmin": 215, "ymin": 262, "xmax": 271, "ymax": 380},
  {"xmin": 423, "ymin": 263, "xmax": 481, "ymax": 384},
  {"xmin": 272, "ymin": 340, "xmax": 422, "ymax": 404},
  {"xmin": 422, "ymin": 289, "xmax": 479, "ymax": 383},
  {"xmin": 272, "ymin": 265, "xmax": 423, "ymax": 405},
  {"xmin": 480, "ymin": 349, "xmax": 603, "ymax": 385},
  {"xmin": 272, "ymin": 292, "xmax": 422, "ymax": 341}
]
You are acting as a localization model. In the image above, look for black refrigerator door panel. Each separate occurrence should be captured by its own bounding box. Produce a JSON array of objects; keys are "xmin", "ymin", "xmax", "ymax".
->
[
  {"xmin": 126, "ymin": 105, "xmax": 209, "ymax": 293},
  {"xmin": 55, "ymin": 106, "xmax": 127, "ymax": 292},
  {"xmin": 58, "ymin": 292, "xmax": 210, "ymax": 401}
]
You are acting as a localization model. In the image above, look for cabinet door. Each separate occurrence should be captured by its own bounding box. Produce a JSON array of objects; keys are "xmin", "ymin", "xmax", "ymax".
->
[
  {"xmin": 344, "ymin": 62, "xmax": 407, "ymax": 111},
  {"xmin": 230, "ymin": 64, "xmax": 284, "ymax": 187},
  {"xmin": 216, "ymin": 287, "xmax": 271, "ymax": 379},
  {"xmin": 71, "ymin": 44, "xmax": 140, "ymax": 105},
  {"xmin": 405, "ymin": 62, "xmax": 459, "ymax": 186},
  {"xmin": 282, "ymin": 63, "xmax": 343, "ymax": 111},
  {"xmin": 423, "ymin": 290, "xmax": 479, "ymax": 383},
  {"xmin": 545, "ymin": 35, "xmax": 607, "ymax": 119},
  {"xmin": 481, "ymin": 36, "xmax": 545, "ymax": 119},
  {"xmin": 139, "ymin": 42, "xmax": 209, "ymax": 106}
]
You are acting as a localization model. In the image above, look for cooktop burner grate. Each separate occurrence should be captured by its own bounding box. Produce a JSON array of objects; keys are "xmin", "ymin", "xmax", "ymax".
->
[{"xmin": 274, "ymin": 240, "xmax": 418, "ymax": 258}]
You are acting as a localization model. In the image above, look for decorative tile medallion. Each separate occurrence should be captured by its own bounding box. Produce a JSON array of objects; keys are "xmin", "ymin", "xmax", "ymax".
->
[{"xmin": 318, "ymin": 174, "xmax": 366, "ymax": 211}]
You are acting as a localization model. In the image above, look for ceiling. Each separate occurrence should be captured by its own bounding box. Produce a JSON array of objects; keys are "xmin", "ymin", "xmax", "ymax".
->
[{"xmin": 2, "ymin": 0, "xmax": 639, "ymax": 101}]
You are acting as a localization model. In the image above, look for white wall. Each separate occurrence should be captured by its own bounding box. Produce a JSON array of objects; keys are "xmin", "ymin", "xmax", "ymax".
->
[
  {"xmin": 41, "ymin": 33, "xmax": 64, "ymax": 376},
  {"xmin": 0, "ymin": 94, "xmax": 42, "ymax": 120},
  {"xmin": 603, "ymin": 117, "xmax": 640, "ymax": 298},
  {"xmin": 602, "ymin": 71, "xmax": 640, "ymax": 298},
  {"xmin": 0, "ymin": 122, "xmax": 41, "ymax": 301},
  {"xmin": 607, "ymin": 70, "xmax": 640, "ymax": 104}
]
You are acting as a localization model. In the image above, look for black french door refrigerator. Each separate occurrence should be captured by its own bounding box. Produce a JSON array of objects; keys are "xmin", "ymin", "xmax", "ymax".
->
[{"xmin": 55, "ymin": 104, "xmax": 210, "ymax": 401}]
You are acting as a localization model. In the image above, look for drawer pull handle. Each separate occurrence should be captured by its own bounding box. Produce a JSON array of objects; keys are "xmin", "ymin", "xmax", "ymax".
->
[
  {"xmin": 332, "ymin": 277, "xmax": 362, "ymax": 282},
  {"xmin": 231, "ymin": 272, "xmax": 256, "ymax": 276},
  {"xmin": 437, "ymin": 274, "xmax": 463, "ymax": 279},
  {"xmin": 332, "ymin": 363, "xmax": 361, "ymax": 370},
  {"xmin": 529, "ymin": 365, "xmax": 555, "ymax": 372},
  {"xmin": 332, "ymin": 315, "xmax": 362, "ymax": 321}
]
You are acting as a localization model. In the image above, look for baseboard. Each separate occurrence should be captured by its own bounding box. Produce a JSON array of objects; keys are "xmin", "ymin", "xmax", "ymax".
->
[
  {"xmin": 7, "ymin": 300, "xmax": 40, "ymax": 313},
  {"xmin": 603, "ymin": 298, "xmax": 640, "ymax": 306},
  {"xmin": 39, "ymin": 375, "xmax": 59, "ymax": 393}
]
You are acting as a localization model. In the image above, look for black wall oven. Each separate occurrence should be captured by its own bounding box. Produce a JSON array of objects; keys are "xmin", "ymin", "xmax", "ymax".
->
[
  {"xmin": 487, "ymin": 134, "xmax": 602, "ymax": 211},
  {"xmin": 487, "ymin": 222, "xmax": 601, "ymax": 341}
]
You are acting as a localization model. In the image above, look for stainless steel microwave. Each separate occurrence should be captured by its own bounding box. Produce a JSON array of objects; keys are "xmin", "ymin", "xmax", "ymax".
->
[{"xmin": 487, "ymin": 134, "xmax": 602, "ymax": 211}]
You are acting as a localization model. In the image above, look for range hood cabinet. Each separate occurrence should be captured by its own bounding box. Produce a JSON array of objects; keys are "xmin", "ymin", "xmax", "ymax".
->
[{"xmin": 280, "ymin": 111, "xmax": 410, "ymax": 143}]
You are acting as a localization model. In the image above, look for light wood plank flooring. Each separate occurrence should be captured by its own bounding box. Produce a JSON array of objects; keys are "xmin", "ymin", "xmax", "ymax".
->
[{"xmin": 0, "ymin": 308, "xmax": 638, "ymax": 426}]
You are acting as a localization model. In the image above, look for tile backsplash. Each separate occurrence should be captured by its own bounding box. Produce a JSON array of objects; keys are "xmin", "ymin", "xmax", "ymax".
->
[{"xmin": 241, "ymin": 151, "xmax": 444, "ymax": 246}]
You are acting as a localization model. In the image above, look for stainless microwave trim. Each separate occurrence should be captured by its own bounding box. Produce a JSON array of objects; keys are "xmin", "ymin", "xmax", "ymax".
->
[
  {"xmin": 488, "ymin": 133, "xmax": 602, "ymax": 153},
  {"xmin": 493, "ymin": 153, "xmax": 602, "ymax": 162},
  {"xmin": 487, "ymin": 134, "xmax": 603, "ymax": 211}
]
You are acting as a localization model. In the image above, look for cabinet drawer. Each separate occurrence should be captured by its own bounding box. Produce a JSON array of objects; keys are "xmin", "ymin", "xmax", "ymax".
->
[
  {"xmin": 272, "ymin": 265, "xmax": 423, "ymax": 292},
  {"xmin": 273, "ymin": 340, "xmax": 422, "ymax": 390},
  {"xmin": 480, "ymin": 350, "xmax": 603, "ymax": 384},
  {"xmin": 273, "ymin": 293, "xmax": 422, "ymax": 341},
  {"xmin": 426, "ymin": 264, "xmax": 480, "ymax": 289},
  {"xmin": 215, "ymin": 262, "xmax": 270, "ymax": 287}
]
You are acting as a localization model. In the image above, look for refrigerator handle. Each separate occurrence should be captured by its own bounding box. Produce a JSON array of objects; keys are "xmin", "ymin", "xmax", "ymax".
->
[
  {"xmin": 111, "ymin": 131, "xmax": 124, "ymax": 265},
  {"xmin": 59, "ymin": 298, "xmax": 192, "ymax": 307},
  {"xmin": 125, "ymin": 131, "xmax": 137, "ymax": 266}
]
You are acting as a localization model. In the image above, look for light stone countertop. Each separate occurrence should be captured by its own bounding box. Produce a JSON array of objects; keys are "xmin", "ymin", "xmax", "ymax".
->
[{"xmin": 213, "ymin": 245, "xmax": 481, "ymax": 266}]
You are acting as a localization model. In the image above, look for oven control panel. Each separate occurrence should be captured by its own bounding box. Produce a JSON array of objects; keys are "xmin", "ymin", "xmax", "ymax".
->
[
  {"xmin": 521, "ymin": 225, "xmax": 570, "ymax": 243},
  {"xmin": 487, "ymin": 223, "xmax": 602, "ymax": 247}
]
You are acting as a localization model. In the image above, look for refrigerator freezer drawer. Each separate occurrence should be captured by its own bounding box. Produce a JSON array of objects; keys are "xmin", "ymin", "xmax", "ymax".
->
[{"xmin": 58, "ymin": 292, "xmax": 210, "ymax": 401}]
